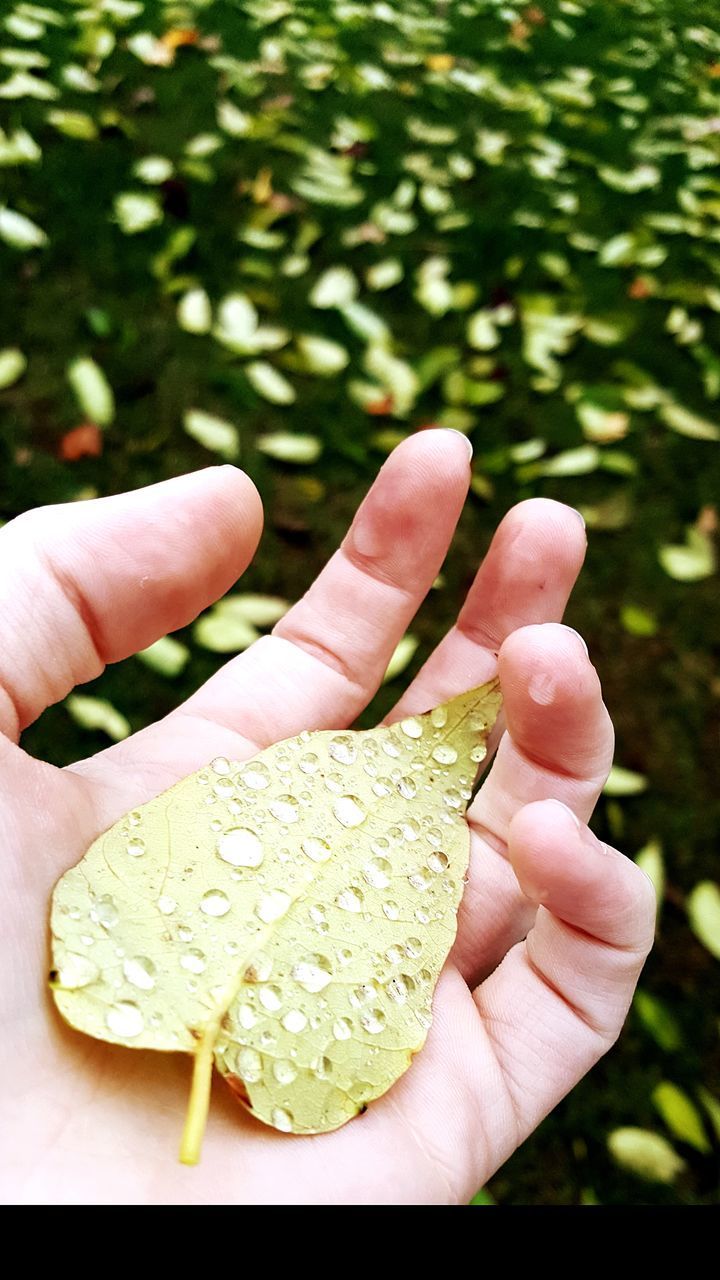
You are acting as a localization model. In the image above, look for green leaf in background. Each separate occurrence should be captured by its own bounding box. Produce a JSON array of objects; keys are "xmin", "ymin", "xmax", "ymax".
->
[
  {"xmin": 183, "ymin": 409, "xmax": 240, "ymax": 461},
  {"xmin": 136, "ymin": 636, "xmax": 190, "ymax": 679},
  {"xmin": 634, "ymin": 839, "xmax": 664, "ymax": 913},
  {"xmin": 603, "ymin": 765, "xmax": 648, "ymax": 797},
  {"xmin": 245, "ymin": 361, "xmax": 296, "ymax": 405},
  {"xmin": 383, "ymin": 634, "xmax": 419, "ymax": 684},
  {"xmin": 0, "ymin": 347, "xmax": 27, "ymax": 389},
  {"xmin": 620, "ymin": 604, "xmax": 658, "ymax": 638},
  {"xmin": 113, "ymin": 192, "xmax": 163, "ymax": 235},
  {"xmin": 659, "ymin": 402, "xmax": 720, "ymax": 442},
  {"xmin": 310, "ymin": 266, "xmax": 359, "ymax": 309},
  {"xmin": 607, "ymin": 1128, "xmax": 686, "ymax": 1184},
  {"xmin": 65, "ymin": 694, "xmax": 130, "ymax": 742},
  {"xmin": 133, "ymin": 155, "xmax": 173, "ymax": 185},
  {"xmin": 633, "ymin": 991, "xmax": 682, "ymax": 1052},
  {"xmin": 193, "ymin": 606, "xmax": 259, "ymax": 655},
  {"xmin": 220, "ymin": 594, "xmax": 291, "ymax": 628},
  {"xmin": 0, "ymin": 204, "xmax": 47, "ymax": 249},
  {"xmin": 686, "ymin": 881, "xmax": 720, "ymax": 961},
  {"xmin": 296, "ymin": 335, "xmax": 349, "ymax": 376},
  {"xmin": 698, "ymin": 1088, "xmax": 720, "ymax": 1144},
  {"xmin": 659, "ymin": 525, "xmax": 716, "ymax": 582},
  {"xmin": 652, "ymin": 1082, "xmax": 710, "ymax": 1155},
  {"xmin": 257, "ymin": 431, "xmax": 322, "ymax": 464},
  {"xmin": 67, "ymin": 357, "xmax": 115, "ymax": 427},
  {"xmin": 47, "ymin": 110, "xmax": 98, "ymax": 141},
  {"xmin": 177, "ymin": 288, "xmax": 212, "ymax": 335}
]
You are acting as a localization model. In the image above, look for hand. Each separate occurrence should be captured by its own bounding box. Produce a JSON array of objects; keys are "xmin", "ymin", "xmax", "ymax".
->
[{"xmin": 0, "ymin": 431, "xmax": 654, "ymax": 1205}]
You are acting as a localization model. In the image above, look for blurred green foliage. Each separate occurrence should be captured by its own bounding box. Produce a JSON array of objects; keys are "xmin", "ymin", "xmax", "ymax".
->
[{"xmin": 1, "ymin": 0, "xmax": 719, "ymax": 1204}]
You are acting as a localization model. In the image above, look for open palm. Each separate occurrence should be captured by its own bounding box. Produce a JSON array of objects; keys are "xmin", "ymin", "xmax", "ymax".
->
[{"xmin": 1, "ymin": 431, "xmax": 654, "ymax": 1204}]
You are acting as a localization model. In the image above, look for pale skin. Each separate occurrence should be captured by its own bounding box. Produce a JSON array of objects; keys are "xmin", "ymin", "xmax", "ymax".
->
[{"xmin": 0, "ymin": 429, "xmax": 655, "ymax": 1205}]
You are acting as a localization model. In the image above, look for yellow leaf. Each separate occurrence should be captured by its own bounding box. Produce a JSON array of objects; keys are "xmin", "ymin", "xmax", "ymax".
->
[{"xmin": 50, "ymin": 680, "xmax": 502, "ymax": 1162}]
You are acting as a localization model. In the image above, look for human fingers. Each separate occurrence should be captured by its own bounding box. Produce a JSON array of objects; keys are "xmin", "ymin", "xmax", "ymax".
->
[
  {"xmin": 388, "ymin": 498, "xmax": 586, "ymax": 719},
  {"xmin": 75, "ymin": 430, "xmax": 472, "ymax": 808},
  {"xmin": 451, "ymin": 623, "xmax": 614, "ymax": 986},
  {"xmin": 470, "ymin": 799, "xmax": 655, "ymax": 1173},
  {"xmin": 0, "ymin": 467, "xmax": 263, "ymax": 741}
]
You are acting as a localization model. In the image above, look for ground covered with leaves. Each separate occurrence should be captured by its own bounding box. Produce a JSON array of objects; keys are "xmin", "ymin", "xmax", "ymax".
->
[{"xmin": 1, "ymin": 0, "xmax": 719, "ymax": 1205}]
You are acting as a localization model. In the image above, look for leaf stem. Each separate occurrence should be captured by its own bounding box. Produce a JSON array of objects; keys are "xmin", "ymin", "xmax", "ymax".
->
[{"xmin": 179, "ymin": 1026, "xmax": 216, "ymax": 1166}]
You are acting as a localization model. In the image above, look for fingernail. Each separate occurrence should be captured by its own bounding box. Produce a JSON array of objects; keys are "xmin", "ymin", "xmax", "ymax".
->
[
  {"xmin": 571, "ymin": 506, "xmax": 586, "ymax": 529},
  {"xmin": 546, "ymin": 798, "xmax": 581, "ymax": 829},
  {"xmin": 442, "ymin": 428, "xmax": 473, "ymax": 461},
  {"xmin": 563, "ymin": 626, "xmax": 589, "ymax": 659}
]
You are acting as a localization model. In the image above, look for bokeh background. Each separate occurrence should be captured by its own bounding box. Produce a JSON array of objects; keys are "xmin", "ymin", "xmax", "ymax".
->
[{"xmin": 1, "ymin": 0, "xmax": 719, "ymax": 1204}]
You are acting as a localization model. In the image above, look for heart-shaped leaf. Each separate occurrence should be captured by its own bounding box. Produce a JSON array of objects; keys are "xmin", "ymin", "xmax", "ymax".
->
[{"xmin": 50, "ymin": 679, "xmax": 501, "ymax": 1163}]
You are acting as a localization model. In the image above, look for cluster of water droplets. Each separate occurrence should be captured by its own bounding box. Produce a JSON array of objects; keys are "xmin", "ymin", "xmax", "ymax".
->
[{"xmin": 53, "ymin": 693, "xmax": 496, "ymax": 1128}]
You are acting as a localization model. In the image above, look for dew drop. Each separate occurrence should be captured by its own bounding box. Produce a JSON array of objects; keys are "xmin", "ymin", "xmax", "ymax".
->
[
  {"xmin": 382, "ymin": 900, "xmax": 400, "ymax": 921},
  {"xmin": 106, "ymin": 1001, "xmax": 144, "ymax": 1038},
  {"xmin": 126, "ymin": 837, "xmax": 146, "ymax": 857},
  {"xmin": 178, "ymin": 925, "xmax": 193, "ymax": 943},
  {"xmin": 432, "ymin": 743, "xmax": 458, "ymax": 765},
  {"xmin": 363, "ymin": 857, "xmax": 392, "ymax": 889},
  {"xmin": 269, "ymin": 795, "xmax": 299, "ymax": 823},
  {"xmin": 386, "ymin": 974, "xmax": 415, "ymax": 1003},
  {"xmin": 415, "ymin": 908, "xmax": 431, "ymax": 924},
  {"xmin": 123, "ymin": 956, "xmax": 156, "ymax": 990},
  {"xmin": 431, "ymin": 706, "xmax": 448, "ymax": 729},
  {"xmin": 397, "ymin": 776, "xmax": 417, "ymax": 800},
  {"xmin": 260, "ymin": 1029, "xmax": 277, "ymax": 1049},
  {"xmin": 405, "ymin": 936, "xmax": 423, "ymax": 958},
  {"xmin": 180, "ymin": 949, "xmax": 206, "ymax": 975},
  {"xmin": 218, "ymin": 827, "xmax": 264, "ymax": 868},
  {"xmin": 360, "ymin": 1008, "xmax": 386, "ymax": 1034},
  {"xmin": 333, "ymin": 795, "xmax": 366, "ymax": 828},
  {"xmin": 382, "ymin": 739, "xmax": 401, "ymax": 758},
  {"xmin": 328, "ymin": 734, "xmax": 357, "ymax": 765},
  {"xmin": 400, "ymin": 717, "xmax": 423, "ymax": 739},
  {"xmin": 372, "ymin": 780, "xmax": 391, "ymax": 798},
  {"xmin": 91, "ymin": 895, "xmax": 119, "ymax": 929},
  {"xmin": 409, "ymin": 869, "xmax": 433, "ymax": 891},
  {"xmin": 302, "ymin": 836, "xmax": 332, "ymax": 863},
  {"xmin": 471, "ymin": 743, "xmax": 488, "ymax": 763},
  {"xmin": 237, "ymin": 1003, "xmax": 257, "ymax": 1030},
  {"xmin": 271, "ymin": 1107, "xmax": 294, "ymax": 1133},
  {"xmin": 213, "ymin": 779, "xmax": 235, "ymax": 798},
  {"xmin": 56, "ymin": 952, "xmax": 99, "ymax": 989},
  {"xmin": 211, "ymin": 756, "xmax": 231, "ymax": 775},
  {"xmin": 336, "ymin": 886, "xmax": 364, "ymax": 913},
  {"xmin": 443, "ymin": 786, "xmax": 462, "ymax": 809},
  {"xmin": 312, "ymin": 1055, "xmax": 332, "ymax": 1080},
  {"xmin": 299, "ymin": 751, "xmax": 319, "ymax": 775},
  {"xmin": 426, "ymin": 827, "xmax": 443, "ymax": 848},
  {"xmin": 240, "ymin": 764, "xmax": 271, "ymax": 790},
  {"xmin": 333, "ymin": 1016, "xmax": 353, "ymax": 1041},
  {"xmin": 255, "ymin": 889, "xmax": 291, "ymax": 923},
  {"xmin": 292, "ymin": 954, "xmax": 333, "ymax": 993},
  {"xmin": 236, "ymin": 1047, "xmax": 263, "ymax": 1083},
  {"xmin": 129, "ymin": 810, "xmax": 142, "ymax": 827},
  {"xmin": 282, "ymin": 1009, "xmax": 307, "ymax": 1034},
  {"xmin": 337, "ymin": 946, "xmax": 353, "ymax": 967},
  {"xmin": 157, "ymin": 895, "xmax": 176, "ymax": 916},
  {"xmin": 258, "ymin": 984, "xmax": 283, "ymax": 1012},
  {"xmin": 428, "ymin": 851, "xmax": 449, "ymax": 874},
  {"xmin": 273, "ymin": 1059, "xmax": 297, "ymax": 1085},
  {"xmin": 200, "ymin": 889, "xmax": 231, "ymax": 917}
]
